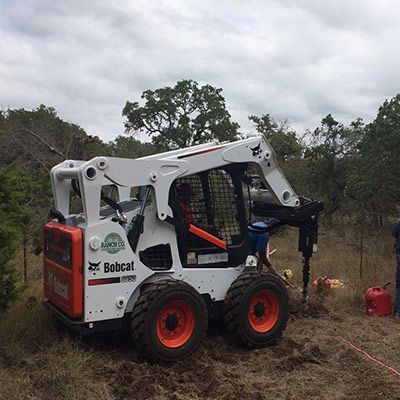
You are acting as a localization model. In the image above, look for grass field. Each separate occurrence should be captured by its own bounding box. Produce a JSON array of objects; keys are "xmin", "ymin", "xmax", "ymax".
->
[{"xmin": 0, "ymin": 225, "xmax": 399, "ymax": 400}]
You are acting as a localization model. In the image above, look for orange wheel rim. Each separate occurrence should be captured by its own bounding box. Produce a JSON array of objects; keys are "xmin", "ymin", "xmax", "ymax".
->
[
  {"xmin": 156, "ymin": 300, "xmax": 195, "ymax": 348},
  {"xmin": 248, "ymin": 290, "xmax": 279, "ymax": 333}
]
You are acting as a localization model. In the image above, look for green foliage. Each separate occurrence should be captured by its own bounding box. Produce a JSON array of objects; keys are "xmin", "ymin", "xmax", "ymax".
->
[
  {"xmin": 356, "ymin": 95, "xmax": 400, "ymax": 220},
  {"xmin": 0, "ymin": 105, "xmax": 105, "ymax": 175},
  {"xmin": 249, "ymin": 114, "xmax": 303, "ymax": 163},
  {"xmin": 122, "ymin": 79, "xmax": 240, "ymax": 150},
  {"xmin": 0, "ymin": 164, "xmax": 32, "ymax": 309},
  {"xmin": 0, "ymin": 224, "xmax": 21, "ymax": 310},
  {"xmin": 302, "ymin": 114, "xmax": 364, "ymax": 216},
  {"xmin": 28, "ymin": 174, "xmax": 53, "ymax": 255},
  {"xmin": 109, "ymin": 135, "xmax": 158, "ymax": 158}
]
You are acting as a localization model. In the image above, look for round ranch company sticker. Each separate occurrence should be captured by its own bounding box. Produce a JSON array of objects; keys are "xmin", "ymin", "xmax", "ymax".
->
[{"xmin": 101, "ymin": 233, "xmax": 125, "ymax": 254}]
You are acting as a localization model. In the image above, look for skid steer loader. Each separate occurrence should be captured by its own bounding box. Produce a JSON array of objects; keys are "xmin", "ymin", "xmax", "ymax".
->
[{"xmin": 43, "ymin": 136, "xmax": 323, "ymax": 362}]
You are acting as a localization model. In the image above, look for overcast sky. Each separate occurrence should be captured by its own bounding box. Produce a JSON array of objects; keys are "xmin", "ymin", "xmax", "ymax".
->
[{"xmin": 1, "ymin": 0, "xmax": 400, "ymax": 142}]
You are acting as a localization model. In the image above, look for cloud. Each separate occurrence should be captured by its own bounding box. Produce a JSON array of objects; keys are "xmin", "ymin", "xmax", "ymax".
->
[{"xmin": 1, "ymin": 0, "xmax": 400, "ymax": 141}]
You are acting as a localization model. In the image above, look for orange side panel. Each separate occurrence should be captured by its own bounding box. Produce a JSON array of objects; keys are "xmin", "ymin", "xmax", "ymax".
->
[
  {"xmin": 188, "ymin": 224, "xmax": 227, "ymax": 250},
  {"xmin": 43, "ymin": 222, "xmax": 83, "ymax": 319}
]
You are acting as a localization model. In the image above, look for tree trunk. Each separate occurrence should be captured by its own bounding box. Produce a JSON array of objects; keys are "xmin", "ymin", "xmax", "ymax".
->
[
  {"xmin": 359, "ymin": 228, "xmax": 364, "ymax": 280},
  {"xmin": 23, "ymin": 229, "xmax": 28, "ymax": 282}
]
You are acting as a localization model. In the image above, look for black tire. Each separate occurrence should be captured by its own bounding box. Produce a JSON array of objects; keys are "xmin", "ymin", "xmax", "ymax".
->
[
  {"xmin": 224, "ymin": 272, "xmax": 289, "ymax": 348},
  {"xmin": 131, "ymin": 280, "xmax": 208, "ymax": 363}
]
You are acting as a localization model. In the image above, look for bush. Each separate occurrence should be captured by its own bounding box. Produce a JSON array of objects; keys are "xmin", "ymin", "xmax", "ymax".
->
[{"xmin": 0, "ymin": 164, "xmax": 32, "ymax": 309}]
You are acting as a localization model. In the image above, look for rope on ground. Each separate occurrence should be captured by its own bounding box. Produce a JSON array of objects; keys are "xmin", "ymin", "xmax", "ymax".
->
[{"xmin": 337, "ymin": 336, "xmax": 400, "ymax": 378}]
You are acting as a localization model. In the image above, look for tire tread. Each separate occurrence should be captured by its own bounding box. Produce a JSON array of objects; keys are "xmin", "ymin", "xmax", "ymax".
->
[
  {"xmin": 131, "ymin": 279, "xmax": 208, "ymax": 363},
  {"xmin": 224, "ymin": 272, "xmax": 288, "ymax": 348}
]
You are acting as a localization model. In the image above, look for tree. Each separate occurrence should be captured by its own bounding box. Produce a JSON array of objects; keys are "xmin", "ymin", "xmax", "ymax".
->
[
  {"xmin": 122, "ymin": 80, "xmax": 239, "ymax": 150},
  {"xmin": 303, "ymin": 114, "xmax": 364, "ymax": 217},
  {"xmin": 0, "ymin": 164, "xmax": 32, "ymax": 309},
  {"xmin": 0, "ymin": 106, "xmax": 110, "ymax": 284},
  {"xmin": 357, "ymin": 94, "xmax": 400, "ymax": 221},
  {"xmin": 109, "ymin": 136, "xmax": 158, "ymax": 158},
  {"xmin": 0, "ymin": 105, "xmax": 106, "ymax": 175},
  {"xmin": 248, "ymin": 114, "xmax": 302, "ymax": 163}
]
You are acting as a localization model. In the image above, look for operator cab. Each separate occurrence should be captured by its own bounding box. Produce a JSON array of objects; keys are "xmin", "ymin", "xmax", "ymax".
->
[{"xmin": 169, "ymin": 164, "xmax": 250, "ymax": 268}]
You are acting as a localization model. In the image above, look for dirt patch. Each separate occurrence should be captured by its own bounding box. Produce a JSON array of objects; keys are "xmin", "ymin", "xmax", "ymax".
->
[{"xmin": 95, "ymin": 307, "xmax": 400, "ymax": 400}]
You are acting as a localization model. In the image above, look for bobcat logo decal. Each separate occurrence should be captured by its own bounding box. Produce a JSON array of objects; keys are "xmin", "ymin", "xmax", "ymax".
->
[
  {"xmin": 88, "ymin": 261, "xmax": 101, "ymax": 271},
  {"xmin": 250, "ymin": 142, "xmax": 262, "ymax": 156}
]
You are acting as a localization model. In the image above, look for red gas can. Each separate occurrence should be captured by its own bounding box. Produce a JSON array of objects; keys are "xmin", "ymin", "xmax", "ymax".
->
[{"xmin": 365, "ymin": 287, "xmax": 392, "ymax": 317}]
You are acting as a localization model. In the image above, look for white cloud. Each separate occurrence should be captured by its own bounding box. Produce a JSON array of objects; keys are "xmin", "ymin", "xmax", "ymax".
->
[{"xmin": 1, "ymin": 0, "xmax": 400, "ymax": 141}]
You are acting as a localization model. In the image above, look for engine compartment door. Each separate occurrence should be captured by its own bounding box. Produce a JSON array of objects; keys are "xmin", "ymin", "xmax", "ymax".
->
[{"xmin": 43, "ymin": 222, "xmax": 83, "ymax": 319}]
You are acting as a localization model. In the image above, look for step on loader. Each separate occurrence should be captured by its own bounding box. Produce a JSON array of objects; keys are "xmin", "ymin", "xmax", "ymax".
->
[{"xmin": 43, "ymin": 136, "xmax": 323, "ymax": 362}]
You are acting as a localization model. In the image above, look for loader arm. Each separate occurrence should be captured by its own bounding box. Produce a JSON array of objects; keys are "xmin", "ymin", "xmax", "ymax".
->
[
  {"xmin": 103, "ymin": 136, "xmax": 300, "ymax": 221},
  {"xmin": 50, "ymin": 136, "xmax": 299, "ymax": 225}
]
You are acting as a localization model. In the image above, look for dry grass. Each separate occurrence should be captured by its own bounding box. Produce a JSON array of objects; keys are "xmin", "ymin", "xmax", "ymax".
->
[
  {"xmin": 0, "ymin": 282, "xmax": 114, "ymax": 400},
  {"xmin": 272, "ymin": 225, "xmax": 396, "ymax": 300},
  {"xmin": 1, "ymin": 225, "xmax": 399, "ymax": 400}
]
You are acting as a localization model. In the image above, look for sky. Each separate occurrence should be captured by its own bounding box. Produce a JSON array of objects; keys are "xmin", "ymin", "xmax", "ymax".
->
[{"xmin": 1, "ymin": 0, "xmax": 400, "ymax": 142}]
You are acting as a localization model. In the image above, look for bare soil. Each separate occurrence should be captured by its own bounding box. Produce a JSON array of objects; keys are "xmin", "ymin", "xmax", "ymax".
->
[{"xmin": 103, "ymin": 305, "xmax": 400, "ymax": 400}]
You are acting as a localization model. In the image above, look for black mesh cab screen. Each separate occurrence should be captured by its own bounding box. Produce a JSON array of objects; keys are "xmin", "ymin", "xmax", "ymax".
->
[{"xmin": 170, "ymin": 164, "xmax": 249, "ymax": 267}]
